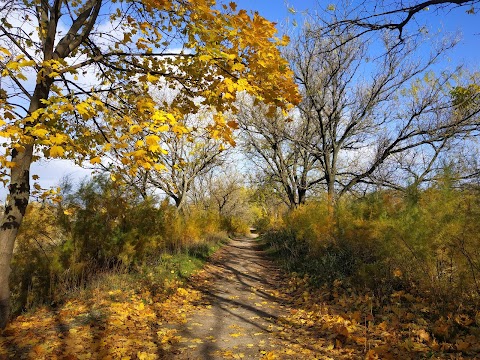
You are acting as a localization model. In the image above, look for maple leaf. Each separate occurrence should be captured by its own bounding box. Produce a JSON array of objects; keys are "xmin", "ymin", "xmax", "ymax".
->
[{"xmin": 49, "ymin": 145, "xmax": 65, "ymax": 157}]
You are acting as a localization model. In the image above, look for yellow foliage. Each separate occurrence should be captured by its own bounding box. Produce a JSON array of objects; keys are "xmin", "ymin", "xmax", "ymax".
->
[
  {"xmin": 49, "ymin": 145, "xmax": 65, "ymax": 157},
  {"xmin": 0, "ymin": 0, "xmax": 299, "ymax": 188}
]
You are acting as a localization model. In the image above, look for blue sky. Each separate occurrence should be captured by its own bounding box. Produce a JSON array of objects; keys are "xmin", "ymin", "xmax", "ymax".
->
[
  {"xmin": 3, "ymin": 1, "xmax": 479, "ymax": 200},
  {"xmin": 235, "ymin": 0, "xmax": 479, "ymax": 67}
]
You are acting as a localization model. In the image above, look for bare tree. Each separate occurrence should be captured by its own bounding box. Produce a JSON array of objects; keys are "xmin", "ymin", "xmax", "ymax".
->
[
  {"xmin": 147, "ymin": 114, "xmax": 228, "ymax": 212},
  {"xmin": 321, "ymin": 0, "xmax": 479, "ymax": 44},
  {"xmin": 289, "ymin": 21, "xmax": 478, "ymax": 206},
  {"xmin": 237, "ymin": 98, "xmax": 323, "ymax": 209}
]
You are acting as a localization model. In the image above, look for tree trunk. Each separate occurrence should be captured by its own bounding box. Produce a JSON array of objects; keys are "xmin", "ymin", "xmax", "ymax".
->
[
  {"xmin": 0, "ymin": 76, "xmax": 50, "ymax": 328},
  {"xmin": 174, "ymin": 194, "xmax": 186, "ymax": 214},
  {"xmin": 298, "ymin": 188, "xmax": 306, "ymax": 205},
  {"xmin": 0, "ymin": 144, "xmax": 33, "ymax": 329},
  {"xmin": 326, "ymin": 178, "xmax": 336, "ymax": 216}
]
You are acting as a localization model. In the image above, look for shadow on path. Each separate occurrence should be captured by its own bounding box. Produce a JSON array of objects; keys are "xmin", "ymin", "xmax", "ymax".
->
[{"xmin": 170, "ymin": 237, "xmax": 287, "ymax": 359}]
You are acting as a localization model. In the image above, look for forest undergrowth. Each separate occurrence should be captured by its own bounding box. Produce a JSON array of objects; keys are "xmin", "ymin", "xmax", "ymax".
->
[
  {"xmin": 0, "ymin": 175, "xmax": 243, "ymax": 359},
  {"xmin": 260, "ymin": 182, "xmax": 480, "ymax": 359}
]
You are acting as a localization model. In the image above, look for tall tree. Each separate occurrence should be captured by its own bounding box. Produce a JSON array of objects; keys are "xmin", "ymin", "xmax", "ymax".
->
[
  {"xmin": 0, "ymin": 0, "xmax": 299, "ymax": 328},
  {"xmin": 289, "ymin": 21, "xmax": 478, "ymax": 206}
]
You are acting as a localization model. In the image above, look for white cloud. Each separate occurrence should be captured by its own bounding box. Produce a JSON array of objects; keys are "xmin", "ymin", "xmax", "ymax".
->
[{"xmin": 0, "ymin": 160, "xmax": 93, "ymax": 202}]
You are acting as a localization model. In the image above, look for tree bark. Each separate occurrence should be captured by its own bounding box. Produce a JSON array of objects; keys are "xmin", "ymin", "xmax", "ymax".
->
[
  {"xmin": 0, "ymin": 71, "xmax": 52, "ymax": 328},
  {"xmin": 0, "ymin": 144, "xmax": 33, "ymax": 329},
  {"xmin": 298, "ymin": 188, "xmax": 306, "ymax": 205}
]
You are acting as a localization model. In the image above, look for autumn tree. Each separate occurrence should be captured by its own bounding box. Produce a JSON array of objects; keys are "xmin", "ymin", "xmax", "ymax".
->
[
  {"xmin": 289, "ymin": 20, "xmax": 478, "ymax": 206},
  {"xmin": 146, "ymin": 113, "xmax": 229, "ymax": 211},
  {"xmin": 237, "ymin": 97, "xmax": 322, "ymax": 209},
  {"xmin": 0, "ymin": 0, "xmax": 299, "ymax": 328}
]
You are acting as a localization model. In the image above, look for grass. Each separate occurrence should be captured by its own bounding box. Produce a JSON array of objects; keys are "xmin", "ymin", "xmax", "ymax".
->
[{"xmin": 18, "ymin": 234, "xmax": 230, "ymax": 317}]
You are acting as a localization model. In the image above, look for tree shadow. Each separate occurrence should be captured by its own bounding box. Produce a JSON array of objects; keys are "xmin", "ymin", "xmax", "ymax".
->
[{"xmin": 169, "ymin": 237, "xmax": 323, "ymax": 359}]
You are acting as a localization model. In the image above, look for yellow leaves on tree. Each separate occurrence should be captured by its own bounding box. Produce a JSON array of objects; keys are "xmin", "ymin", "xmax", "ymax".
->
[{"xmin": 0, "ymin": 0, "xmax": 299, "ymax": 188}]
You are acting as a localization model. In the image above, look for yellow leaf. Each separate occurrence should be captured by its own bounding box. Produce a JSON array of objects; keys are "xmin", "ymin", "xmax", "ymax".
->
[
  {"xmin": 90, "ymin": 157, "xmax": 101, "ymax": 164},
  {"xmin": 199, "ymin": 54, "xmax": 212, "ymax": 62},
  {"xmin": 172, "ymin": 124, "xmax": 188, "ymax": 135},
  {"xmin": 166, "ymin": 113, "xmax": 176, "ymax": 124},
  {"xmin": 49, "ymin": 145, "xmax": 65, "ymax": 157},
  {"xmin": 6, "ymin": 62, "xmax": 20, "ymax": 70},
  {"xmin": 49, "ymin": 133, "xmax": 68, "ymax": 145},
  {"xmin": 236, "ymin": 78, "xmax": 249, "ymax": 91},
  {"xmin": 76, "ymin": 102, "xmax": 93, "ymax": 117},
  {"xmin": 0, "ymin": 47, "xmax": 11, "ymax": 56},
  {"xmin": 231, "ymin": 62, "xmax": 245, "ymax": 72},
  {"xmin": 137, "ymin": 351, "xmax": 156, "ymax": 360},
  {"xmin": 20, "ymin": 59, "xmax": 36, "ymax": 67},
  {"xmin": 130, "ymin": 125, "xmax": 143, "ymax": 134},
  {"xmin": 140, "ymin": 22, "xmax": 151, "ymax": 32},
  {"xmin": 31, "ymin": 128, "xmax": 49, "ymax": 138},
  {"xmin": 152, "ymin": 111, "xmax": 166, "ymax": 122},
  {"xmin": 146, "ymin": 135, "xmax": 161, "ymax": 151},
  {"xmin": 146, "ymin": 73, "xmax": 158, "ymax": 83},
  {"xmin": 261, "ymin": 352, "xmax": 277, "ymax": 360}
]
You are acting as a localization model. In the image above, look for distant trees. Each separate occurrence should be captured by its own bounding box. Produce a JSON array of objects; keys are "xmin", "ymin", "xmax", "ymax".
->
[{"xmin": 237, "ymin": 97, "xmax": 322, "ymax": 209}]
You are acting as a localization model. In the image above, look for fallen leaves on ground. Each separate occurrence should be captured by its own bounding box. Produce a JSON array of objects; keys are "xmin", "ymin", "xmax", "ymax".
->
[
  {"xmin": 0, "ymin": 279, "xmax": 202, "ymax": 360},
  {"xmin": 265, "ymin": 275, "xmax": 480, "ymax": 359},
  {"xmin": 1, "ymin": 248, "xmax": 479, "ymax": 359}
]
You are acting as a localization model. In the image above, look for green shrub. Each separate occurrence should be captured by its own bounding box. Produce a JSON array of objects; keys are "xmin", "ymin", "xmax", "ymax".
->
[
  {"xmin": 10, "ymin": 176, "xmax": 230, "ymax": 314},
  {"xmin": 263, "ymin": 185, "xmax": 480, "ymax": 307}
]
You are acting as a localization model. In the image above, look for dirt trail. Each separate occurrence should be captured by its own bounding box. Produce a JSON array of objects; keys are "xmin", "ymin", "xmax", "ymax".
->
[{"xmin": 170, "ymin": 236, "xmax": 288, "ymax": 359}]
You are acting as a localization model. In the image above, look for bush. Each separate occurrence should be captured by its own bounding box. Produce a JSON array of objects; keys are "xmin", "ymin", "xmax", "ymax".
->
[
  {"xmin": 10, "ymin": 176, "xmax": 230, "ymax": 314},
  {"xmin": 263, "ymin": 185, "xmax": 480, "ymax": 307}
]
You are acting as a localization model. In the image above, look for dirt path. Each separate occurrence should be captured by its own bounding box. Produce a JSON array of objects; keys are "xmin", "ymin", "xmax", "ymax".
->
[
  {"xmin": 169, "ymin": 236, "xmax": 289, "ymax": 359},
  {"xmin": 166, "ymin": 237, "xmax": 363, "ymax": 359}
]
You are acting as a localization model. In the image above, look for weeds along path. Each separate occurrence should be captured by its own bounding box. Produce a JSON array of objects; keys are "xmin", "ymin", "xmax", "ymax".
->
[{"xmin": 167, "ymin": 237, "xmax": 361, "ymax": 360}]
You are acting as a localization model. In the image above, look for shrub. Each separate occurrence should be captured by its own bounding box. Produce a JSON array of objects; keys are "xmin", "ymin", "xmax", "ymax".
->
[
  {"xmin": 263, "ymin": 185, "xmax": 480, "ymax": 307},
  {"xmin": 9, "ymin": 176, "xmax": 230, "ymax": 314}
]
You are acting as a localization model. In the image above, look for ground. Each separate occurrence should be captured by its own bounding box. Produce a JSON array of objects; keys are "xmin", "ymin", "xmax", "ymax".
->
[
  {"xmin": 168, "ymin": 236, "xmax": 288, "ymax": 359},
  {"xmin": 165, "ymin": 237, "xmax": 364, "ymax": 359},
  {"xmin": 1, "ymin": 236, "xmax": 478, "ymax": 359}
]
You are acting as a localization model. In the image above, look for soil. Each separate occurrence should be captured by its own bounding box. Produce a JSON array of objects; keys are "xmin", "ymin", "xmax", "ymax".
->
[{"xmin": 169, "ymin": 236, "xmax": 290, "ymax": 359}]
